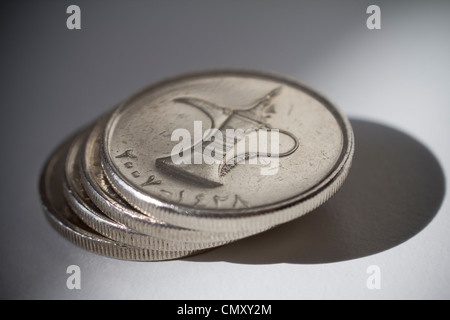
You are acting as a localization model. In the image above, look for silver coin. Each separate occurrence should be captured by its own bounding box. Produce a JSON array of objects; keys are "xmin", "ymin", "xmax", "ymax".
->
[
  {"xmin": 80, "ymin": 116, "xmax": 255, "ymax": 245},
  {"xmin": 39, "ymin": 132, "xmax": 199, "ymax": 261},
  {"xmin": 102, "ymin": 69, "xmax": 354, "ymax": 231},
  {"xmin": 64, "ymin": 127, "xmax": 216, "ymax": 252}
]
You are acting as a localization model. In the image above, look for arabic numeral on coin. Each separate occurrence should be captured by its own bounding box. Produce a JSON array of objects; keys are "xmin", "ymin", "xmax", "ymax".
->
[
  {"xmin": 160, "ymin": 189, "xmax": 172, "ymax": 196},
  {"xmin": 124, "ymin": 162, "xmax": 133, "ymax": 168},
  {"xmin": 115, "ymin": 149, "xmax": 137, "ymax": 159},
  {"xmin": 141, "ymin": 175, "xmax": 162, "ymax": 187},
  {"xmin": 131, "ymin": 171, "xmax": 140, "ymax": 178},
  {"xmin": 194, "ymin": 193, "xmax": 205, "ymax": 206},
  {"xmin": 233, "ymin": 195, "xmax": 249, "ymax": 208},
  {"xmin": 213, "ymin": 195, "xmax": 229, "ymax": 207}
]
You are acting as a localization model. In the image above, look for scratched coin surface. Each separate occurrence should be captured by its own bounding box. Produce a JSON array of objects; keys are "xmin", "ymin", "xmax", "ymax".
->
[
  {"xmin": 39, "ymin": 132, "xmax": 199, "ymax": 261},
  {"xmin": 102, "ymin": 70, "xmax": 354, "ymax": 231}
]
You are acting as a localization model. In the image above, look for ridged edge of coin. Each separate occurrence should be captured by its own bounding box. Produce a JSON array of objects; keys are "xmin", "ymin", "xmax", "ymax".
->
[
  {"xmin": 82, "ymin": 116, "xmax": 268, "ymax": 243},
  {"xmin": 42, "ymin": 205, "xmax": 200, "ymax": 261},
  {"xmin": 80, "ymin": 168, "xmax": 245, "ymax": 246},
  {"xmin": 101, "ymin": 69, "xmax": 355, "ymax": 232},
  {"xmin": 102, "ymin": 137, "xmax": 353, "ymax": 232},
  {"xmin": 38, "ymin": 129, "xmax": 201, "ymax": 261},
  {"xmin": 65, "ymin": 128, "xmax": 220, "ymax": 252}
]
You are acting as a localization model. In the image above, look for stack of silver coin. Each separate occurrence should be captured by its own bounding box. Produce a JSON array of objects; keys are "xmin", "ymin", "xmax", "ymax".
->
[{"xmin": 39, "ymin": 70, "xmax": 354, "ymax": 261}]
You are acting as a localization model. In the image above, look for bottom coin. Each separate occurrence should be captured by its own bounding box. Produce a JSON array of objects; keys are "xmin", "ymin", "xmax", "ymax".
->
[{"xmin": 39, "ymin": 132, "xmax": 204, "ymax": 261}]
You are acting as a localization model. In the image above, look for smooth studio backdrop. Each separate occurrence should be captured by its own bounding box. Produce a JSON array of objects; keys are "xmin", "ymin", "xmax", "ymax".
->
[{"xmin": 0, "ymin": 0, "xmax": 449, "ymax": 299}]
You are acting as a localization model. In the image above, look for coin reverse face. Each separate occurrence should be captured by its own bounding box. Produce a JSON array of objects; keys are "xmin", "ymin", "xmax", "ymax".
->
[{"xmin": 102, "ymin": 70, "xmax": 354, "ymax": 231}]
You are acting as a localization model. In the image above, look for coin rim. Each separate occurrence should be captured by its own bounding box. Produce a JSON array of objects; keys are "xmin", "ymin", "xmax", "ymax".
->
[
  {"xmin": 38, "ymin": 128, "xmax": 201, "ymax": 261},
  {"xmin": 63, "ymin": 129, "xmax": 210, "ymax": 252},
  {"xmin": 82, "ymin": 115, "xmax": 266, "ymax": 243},
  {"xmin": 101, "ymin": 69, "xmax": 354, "ymax": 230}
]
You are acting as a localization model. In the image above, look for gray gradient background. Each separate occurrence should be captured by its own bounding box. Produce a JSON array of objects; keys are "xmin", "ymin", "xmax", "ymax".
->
[{"xmin": 1, "ymin": 0, "xmax": 449, "ymax": 299}]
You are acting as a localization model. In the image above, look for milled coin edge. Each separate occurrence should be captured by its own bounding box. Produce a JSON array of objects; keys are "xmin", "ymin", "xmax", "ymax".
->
[{"xmin": 101, "ymin": 69, "xmax": 355, "ymax": 231}]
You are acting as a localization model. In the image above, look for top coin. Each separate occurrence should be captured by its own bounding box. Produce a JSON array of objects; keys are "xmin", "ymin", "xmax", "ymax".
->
[{"xmin": 102, "ymin": 70, "xmax": 354, "ymax": 231}]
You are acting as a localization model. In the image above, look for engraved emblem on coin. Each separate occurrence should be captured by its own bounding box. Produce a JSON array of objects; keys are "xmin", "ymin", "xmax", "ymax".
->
[
  {"xmin": 40, "ymin": 70, "xmax": 353, "ymax": 256},
  {"xmin": 103, "ymin": 71, "xmax": 352, "ymax": 219},
  {"xmin": 155, "ymin": 87, "xmax": 299, "ymax": 188}
]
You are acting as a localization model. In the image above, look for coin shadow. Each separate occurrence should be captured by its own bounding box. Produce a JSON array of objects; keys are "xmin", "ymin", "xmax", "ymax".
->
[{"xmin": 185, "ymin": 119, "xmax": 446, "ymax": 264}]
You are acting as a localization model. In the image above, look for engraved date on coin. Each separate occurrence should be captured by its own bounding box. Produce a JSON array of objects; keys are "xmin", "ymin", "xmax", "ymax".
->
[
  {"xmin": 116, "ymin": 149, "xmax": 162, "ymax": 187},
  {"xmin": 159, "ymin": 190, "xmax": 249, "ymax": 209}
]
